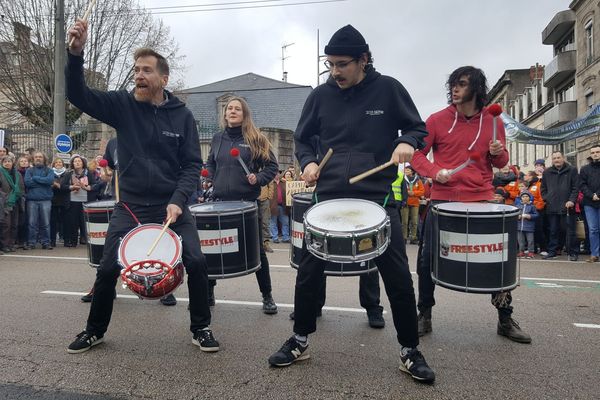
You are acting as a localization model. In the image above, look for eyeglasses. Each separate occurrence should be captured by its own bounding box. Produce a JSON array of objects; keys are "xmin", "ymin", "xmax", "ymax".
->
[{"xmin": 323, "ymin": 58, "xmax": 358, "ymax": 70}]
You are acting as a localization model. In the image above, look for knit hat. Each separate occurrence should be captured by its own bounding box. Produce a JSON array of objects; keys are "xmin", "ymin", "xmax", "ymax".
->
[
  {"xmin": 534, "ymin": 159, "xmax": 545, "ymax": 166},
  {"xmin": 324, "ymin": 25, "xmax": 369, "ymax": 57},
  {"xmin": 520, "ymin": 191, "xmax": 533, "ymax": 200}
]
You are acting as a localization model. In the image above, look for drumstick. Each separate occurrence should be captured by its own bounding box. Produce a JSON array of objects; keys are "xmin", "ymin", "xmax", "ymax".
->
[
  {"xmin": 488, "ymin": 103, "xmax": 503, "ymax": 143},
  {"xmin": 349, "ymin": 160, "xmax": 395, "ymax": 184},
  {"xmin": 315, "ymin": 148, "xmax": 333, "ymax": 174},
  {"xmin": 69, "ymin": 0, "xmax": 98, "ymax": 47},
  {"xmin": 147, "ymin": 218, "xmax": 173, "ymax": 257}
]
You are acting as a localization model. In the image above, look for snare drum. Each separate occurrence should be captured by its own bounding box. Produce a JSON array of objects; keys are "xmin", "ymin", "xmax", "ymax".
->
[
  {"xmin": 304, "ymin": 199, "xmax": 390, "ymax": 263},
  {"xmin": 117, "ymin": 224, "xmax": 184, "ymax": 299},
  {"xmin": 291, "ymin": 192, "xmax": 377, "ymax": 275},
  {"xmin": 189, "ymin": 201, "xmax": 260, "ymax": 279},
  {"xmin": 431, "ymin": 202, "xmax": 520, "ymax": 293},
  {"xmin": 83, "ymin": 200, "xmax": 116, "ymax": 267}
]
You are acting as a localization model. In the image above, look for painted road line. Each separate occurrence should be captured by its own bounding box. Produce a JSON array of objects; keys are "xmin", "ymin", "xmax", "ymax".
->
[
  {"xmin": 573, "ymin": 323, "xmax": 600, "ymax": 329},
  {"xmin": 41, "ymin": 290, "xmax": 386, "ymax": 314}
]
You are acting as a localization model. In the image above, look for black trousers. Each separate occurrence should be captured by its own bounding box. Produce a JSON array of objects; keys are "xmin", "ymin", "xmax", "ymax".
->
[
  {"xmin": 293, "ymin": 205, "xmax": 418, "ymax": 348},
  {"xmin": 64, "ymin": 202, "xmax": 86, "ymax": 246},
  {"xmin": 50, "ymin": 204, "xmax": 67, "ymax": 246},
  {"xmin": 311, "ymin": 270, "xmax": 382, "ymax": 313},
  {"xmin": 546, "ymin": 213, "xmax": 578, "ymax": 256},
  {"xmin": 416, "ymin": 201, "xmax": 513, "ymax": 318},
  {"xmin": 209, "ymin": 203, "xmax": 272, "ymax": 295},
  {"xmin": 86, "ymin": 202, "xmax": 211, "ymax": 335}
]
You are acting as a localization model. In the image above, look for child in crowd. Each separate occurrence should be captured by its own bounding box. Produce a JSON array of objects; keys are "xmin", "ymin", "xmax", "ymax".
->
[{"xmin": 517, "ymin": 191, "xmax": 538, "ymax": 258}]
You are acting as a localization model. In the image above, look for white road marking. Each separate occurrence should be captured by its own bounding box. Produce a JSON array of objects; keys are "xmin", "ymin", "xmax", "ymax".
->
[
  {"xmin": 41, "ymin": 290, "xmax": 386, "ymax": 314},
  {"xmin": 573, "ymin": 323, "xmax": 600, "ymax": 329},
  {"xmin": 6, "ymin": 256, "xmax": 599, "ymax": 284}
]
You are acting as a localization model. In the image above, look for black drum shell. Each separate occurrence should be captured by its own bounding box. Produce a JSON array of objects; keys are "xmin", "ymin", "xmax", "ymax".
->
[
  {"xmin": 290, "ymin": 192, "xmax": 377, "ymax": 276},
  {"xmin": 83, "ymin": 200, "xmax": 116, "ymax": 268},
  {"xmin": 431, "ymin": 203, "xmax": 519, "ymax": 293},
  {"xmin": 190, "ymin": 202, "xmax": 260, "ymax": 279}
]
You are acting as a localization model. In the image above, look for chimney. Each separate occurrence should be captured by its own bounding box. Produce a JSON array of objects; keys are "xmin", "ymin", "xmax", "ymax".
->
[
  {"xmin": 282, "ymin": 71, "xmax": 288, "ymax": 82},
  {"xmin": 530, "ymin": 63, "xmax": 544, "ymax": 81},
  {"xmin": 13, "ymin": 22, "xmax": 32, "ymax": 49}
]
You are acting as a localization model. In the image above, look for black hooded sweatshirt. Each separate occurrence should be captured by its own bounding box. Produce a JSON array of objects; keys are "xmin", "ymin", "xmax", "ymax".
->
[
  {"xmin": 579, "ymin": 159, "xmax": 600, "ymax": 208},
  {"xmin": 65, "ymin": 52, "xmax": 201, "ymax": 210},
  {"xmin": 294, "ymin": 67, "xmax": 427, "ymax": 204},
  {"xmin": 206, "ymin": 126, "xmax": 278, "ymax": 201}
]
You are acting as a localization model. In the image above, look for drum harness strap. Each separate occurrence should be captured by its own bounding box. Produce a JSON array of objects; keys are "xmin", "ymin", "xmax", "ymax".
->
[{"xmin": 121, "ymin": 202, "xmax": 142, "ymax": 226}]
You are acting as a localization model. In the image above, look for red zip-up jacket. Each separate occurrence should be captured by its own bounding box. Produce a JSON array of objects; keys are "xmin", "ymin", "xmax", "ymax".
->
[{"xmin": 411, "ymin": 105, "xmax": 509, "ymax": 202}]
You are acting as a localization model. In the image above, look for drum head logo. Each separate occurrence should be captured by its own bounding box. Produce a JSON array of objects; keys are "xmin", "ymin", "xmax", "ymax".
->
[
  {"xmin": 439, "ymin": 231, "xmax": 508, "ymax": 263},
  {"xmin": 440, "ymin": 241, "xmax": 449, "ymax": 257}
]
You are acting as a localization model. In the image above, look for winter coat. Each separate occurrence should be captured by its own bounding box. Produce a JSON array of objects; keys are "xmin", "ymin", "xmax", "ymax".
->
[
  {"xmin": 269, "ymin": 179, "xmax": 290, "ymax": 216},
  {"xmin": 205, "ymin": 126, "xmax": 278, "ymax": 201},
  {"xmin": 405, "ymin": 176, "xmax": 425, "ymax": 207},
  {"xmin": 527, "ymin": 177, "xmax": 545, "ymax": 210},
  {"xmin": 541, "ymin": 163, "xmax": 579, "ymax": 214},
  {"xmin": 411, "ymin": 105, "xmax": 509, "ymax": 202},
  {"xmin": 24, "ymin": 166, "xmax": 55, "ymax": 201},
  {"xmin": 517, "ymin": 202, "xmax": 538, "ymax": 232},
  {"xmin": 579, "ymin": 159, "xmax": 600, "ymax": 208}
]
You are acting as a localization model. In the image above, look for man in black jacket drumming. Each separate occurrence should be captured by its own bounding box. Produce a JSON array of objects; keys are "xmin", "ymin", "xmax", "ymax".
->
[
  {"xmin": 268, "ymin": 25, "xmax": 435, "ymax": 383},
  {"xmin": 65, "ymin": 19, "xmax": 218, "ymax": 353},
  {"xmin": 541, "ymin": 151, "xmax": 579, "ymax": 261}
]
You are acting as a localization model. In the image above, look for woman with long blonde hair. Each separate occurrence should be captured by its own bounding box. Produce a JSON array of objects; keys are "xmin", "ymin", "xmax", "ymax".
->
[{"xmin": 206, "ymin": 96, "xmax": 279, "ymax": 314}]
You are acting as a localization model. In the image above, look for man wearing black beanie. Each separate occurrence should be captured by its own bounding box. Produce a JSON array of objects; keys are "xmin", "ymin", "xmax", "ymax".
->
[{"xmin": 268, "ymin": 24, "xmax": 435, "ymax": 384}]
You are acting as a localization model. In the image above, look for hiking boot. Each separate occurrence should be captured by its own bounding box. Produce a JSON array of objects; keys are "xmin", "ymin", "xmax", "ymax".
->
[
  {"xmin": 587, "ymin": 256, "xmax": 599, "ymax": 263},
  {"xmin": 268, "ymin": 336, "xmax": 309, "ymax": 367},
  {"xmin": 367, "ymin": 310, "xmax": 385, "ymax": 329},
  {"xmin": 160, "ymin": 294, "xmax": 177, "ymax": 306},
  {"xmin": 192, "ymin": 328, "xmax": 220, "ymax": 352},
  {"xmin": 263, "ymin": 240, "xmax": 274, "ymax": 253},
  {"xmin": 417, "ymin": 308, "xmax": 432, "ymax": 337},
  {"xmin": 497, "ymin": 317, "xmax": 532, "ymax": 344},
  {"xmin": 399, "ymin": 348, "xmax": 435, "ymax": 383},
  {"xmin": 67, "ymin": 331, "xmax": 104, "ymax": 354},
  {"xmin": 262, "ymin": 293, "xmax": 278, "ymax": 314}
]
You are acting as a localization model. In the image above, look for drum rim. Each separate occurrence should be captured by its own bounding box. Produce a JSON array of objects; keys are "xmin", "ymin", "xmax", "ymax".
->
[
  {"xmin": 432, "ymin": 276, "xmax": 519, "ymax": 293},
  {"xmin": 189, "ymin": 201, "xmax": 257, "ymax": 216},
  {"xmin": 118, "ymin": 224, "xmax": 182, "ymax": 268},
  {"xmin": 304, "ymin": 198, "xmax": 387, "ymax": 232},
  {"xmin": 83, "ymin": 200, "xmax": 117, "ymax": 210},
  {"xmin": 432, "ymin": 202, "xmax": 520, "ymax": 217}
]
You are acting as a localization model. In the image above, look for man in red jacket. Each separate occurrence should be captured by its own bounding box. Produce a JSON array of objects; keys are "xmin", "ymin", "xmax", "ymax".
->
[{"xmin": 411, "ymin": 66, "xmax": 531, "ymax": 344}]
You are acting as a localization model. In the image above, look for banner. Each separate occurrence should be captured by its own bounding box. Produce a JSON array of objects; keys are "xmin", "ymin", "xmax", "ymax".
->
[
  {"xmin": 501, "ymin": 103, "xmax": 600, "ymax": 144},
  {"xmin": 285, "ymin": 180, "xmax": 314, "ymax": 206}
]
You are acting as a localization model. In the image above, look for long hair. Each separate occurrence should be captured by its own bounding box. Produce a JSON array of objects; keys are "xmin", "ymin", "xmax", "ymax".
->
[
  {"xmin": 221, "ymin": 97, "xmax": 271, "ymax": 161},
  {"xmin": 446, "ymin": 66, "xmax": 488, "ymax": 110}
]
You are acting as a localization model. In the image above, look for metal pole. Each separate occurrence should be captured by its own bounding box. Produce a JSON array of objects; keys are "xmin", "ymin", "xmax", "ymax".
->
[
  {"xmin": 53, "ymin": 0, "xmax": 66, "ymax": 150},
  {"xmin": 316, "ymin": 29, "xmax": 319, "ymax": 87}
]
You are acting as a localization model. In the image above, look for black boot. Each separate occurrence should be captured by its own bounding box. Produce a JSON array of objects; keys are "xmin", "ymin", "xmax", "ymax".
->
[
  {"xmin": 497, "ymin": 316, "xmax": 531, "ymax": 343},
  {"xmin": 262, "ymin": 293, "xmax": 278, "ymax": 314},
  {"xmin": 417, "ymin": 308, "xmax": 432, "ymax": 337}
]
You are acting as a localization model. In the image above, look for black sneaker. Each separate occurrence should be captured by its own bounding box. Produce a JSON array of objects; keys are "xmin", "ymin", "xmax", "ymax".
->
[
  {"xmin": 81, "ymin": 290, "xmax": 93, "ymax": 303},
  {"xmin": 542, "ymin": 253, "xmax": 557, "ymax": 260},
  {"xmin": 262, "ymin": 294, "xmax": 278, "ymax": 315},
  {"xmin": 268, "ymin": 336, "xmax": 309, "ymax": 367},
  {"xmin": 399, "ymin": 348, "xmax": 435, "ymax": 383},
  {"xmin": 42, "ymin": 244, "xmax": 53, "ymax": 250},
  {"xmin": 569, "ymin": 254, "xmax": 578, "ymax": 262},
  {"xmin": 192, "ymin": 328, "xmax": 220, "ymax": 352},
  {"xmin": 367, "ymin": 310, "xmax": 385, "ymax": 329},
  {"xmin": 67, "ymin": 331, "xmax": 104, "ymax": 354},
  {"xmin": 160, "ymin": 294, "xmax": 177, "ymax": 306}
]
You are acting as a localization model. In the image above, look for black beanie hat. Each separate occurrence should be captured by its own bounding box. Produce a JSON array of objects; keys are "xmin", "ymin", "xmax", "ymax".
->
[{"xmin": 324, "ymin": 25, "xmax": 369, "ymax": 57}]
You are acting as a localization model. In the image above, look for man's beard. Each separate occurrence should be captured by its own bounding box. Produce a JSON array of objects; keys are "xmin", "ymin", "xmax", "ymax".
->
[
  {"xmin": 134, "ymin": 85, "xmax": 161, "ymax": 103},
  {"xmin": 455, "ymin": 88, "xmax": 475, "ymax": 105}
]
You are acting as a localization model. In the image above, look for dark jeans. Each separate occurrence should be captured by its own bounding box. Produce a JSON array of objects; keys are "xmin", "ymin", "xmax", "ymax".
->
[
  {"xmin": 546, "ymin": 213, "xmax": 578, "ymax": 256},
  {"xmin": 27, "ymin": 200, "xmax": 51, "ymax": 246},
  {"xmin": 64, "ymin": 201, "xmax": 85, "ymax": 246},
  {"xmin": 1, "ymin": 207, "xmax": 19, "ymax": 248},
  {"xmin": 313, "ymin": 269, "xmax": 382, "ymax": 313},
  {"xmin": 293, "ymin": 205, "xmax": 418, "ymax": 348},
  {"xmin": 50, "ymin": 204, "xmax": 67, "ymax": 246},
  {"xmin": 534, "ymin": 208, "xmax": 547, "ymax": 252},
  {"xmin": 209, "ymin": 204, "xmax": 272, "ymax": 295},
  {"xmin": 417, "ymin": 201, "xmax": 513, "ymax": 317},
  {"xmin": 85, "ymin": 202, "xmax": 211, "ymax": 336}
]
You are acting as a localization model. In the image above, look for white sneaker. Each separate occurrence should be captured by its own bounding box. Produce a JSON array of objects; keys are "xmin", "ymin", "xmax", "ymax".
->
[{"xmin": 540, "ymin": 251, "xmax": 548, "ymax": 256}]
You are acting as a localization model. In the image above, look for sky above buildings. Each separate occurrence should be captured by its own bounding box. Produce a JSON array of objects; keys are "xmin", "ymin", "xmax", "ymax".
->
[{"xmin": 138, "ymin": 0, "xmax": 568, "ymax": 118}]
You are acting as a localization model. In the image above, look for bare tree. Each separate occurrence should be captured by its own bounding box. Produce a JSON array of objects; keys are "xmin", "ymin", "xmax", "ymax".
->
[{"xmin": 0, "ymin": 0, "xmax": 183, "ymax": 128}]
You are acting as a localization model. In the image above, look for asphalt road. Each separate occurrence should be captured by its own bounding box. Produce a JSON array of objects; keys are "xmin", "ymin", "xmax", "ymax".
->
[{"xmin": 0, "ymin": 243, "xmax": 598, "ymax": 399}]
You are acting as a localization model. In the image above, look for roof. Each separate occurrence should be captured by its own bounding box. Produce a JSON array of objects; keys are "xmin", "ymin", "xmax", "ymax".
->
[{"xmin": 179, "ymin": 73, "xmax": 313, "ymax": 133}]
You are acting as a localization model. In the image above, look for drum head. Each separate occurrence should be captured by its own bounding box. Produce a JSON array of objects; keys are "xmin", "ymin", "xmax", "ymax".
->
[
  {"xmin": 305, "ymin": 199, "xmax": 386, "ymax": 232},
  {"xmin": 118, "ymin": 224, "xmax": 182, "ymax": 268},
  {"xmin": 84, "ymin": 199, "xmax": 116, "ymax": 210},
  {"xmin": 190, "ymin": 201, "xmax": 256, "ymax": 215},
  {"xmin": 434, "ymin": 202, "xmax": 518, "ymax": 215}
]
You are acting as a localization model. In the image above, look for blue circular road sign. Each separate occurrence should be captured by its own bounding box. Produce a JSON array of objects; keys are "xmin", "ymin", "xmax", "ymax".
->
[{"xmin": 54, "ymin": 134, "xmax": 73, "ymax": 153}]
